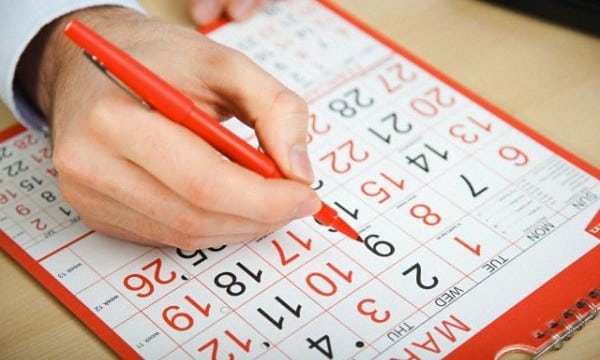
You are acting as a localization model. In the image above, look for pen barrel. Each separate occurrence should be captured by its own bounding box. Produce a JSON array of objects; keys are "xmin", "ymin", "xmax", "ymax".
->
[{"xmin": 187, "ymin": 109, "xmax": 284, "ymax": 179}]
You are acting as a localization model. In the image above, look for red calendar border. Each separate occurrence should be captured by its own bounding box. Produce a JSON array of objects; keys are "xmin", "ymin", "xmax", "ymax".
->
[{"xmin": 0, "ymin": 0, "xmax": 597, "ymax": 358}]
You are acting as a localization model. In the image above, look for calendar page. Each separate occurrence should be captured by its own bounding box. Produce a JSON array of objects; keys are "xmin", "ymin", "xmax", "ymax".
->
[{"xmin": 1, "ymin": 0, "xmax": 599, "ymax": 359}]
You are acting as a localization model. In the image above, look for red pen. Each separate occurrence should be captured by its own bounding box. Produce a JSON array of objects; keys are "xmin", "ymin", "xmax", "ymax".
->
[{"xmin": 63, "ymin": 19, "xmax": 362, "ymax": 242}]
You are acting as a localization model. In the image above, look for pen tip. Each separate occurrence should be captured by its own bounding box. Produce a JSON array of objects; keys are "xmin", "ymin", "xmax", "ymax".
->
[{"xmin": 355, "ymin": 235, "xmax": 364, "ymax": 242}]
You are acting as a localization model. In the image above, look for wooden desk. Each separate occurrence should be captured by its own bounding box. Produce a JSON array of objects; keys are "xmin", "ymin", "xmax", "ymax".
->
[{"xmin": 1, "ymin": 0, "xmax": 598, "ymax": 359}]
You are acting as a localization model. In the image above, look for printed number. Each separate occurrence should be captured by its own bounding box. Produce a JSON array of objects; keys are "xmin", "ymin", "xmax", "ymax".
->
[
  {"xmin": 410, "ymin": 86, "xmax": 455, "ymax": 118},
  {"xmin": 319, "ymin": 139, "xmax": 369, "ymax": 174},
  {"xmin": 306, "ymin": 114, "xmax": 332, "ymax": 144},
  {"xmin": 19, "ymin": 175, "xmax": 43, "ymax": 192},
  {"xmin": 306, "ymin": 334, "xmax": 333, "ymax": 359},
  {"xmin": 123, "ymin": 258, "xmax": 176, "ymax": 298},
  {"xmin": 0, "ymin": 146, "xmax": 13, "ymax": 163},
  {"xmin": 363, "ymin": 234, "xmax": 395, "ymax": 257},
  {"xmin": 13, "ymin": 134, "xmax": 38, "ymax": 150},
  {"xmin": 499, "ymin": 145, "xmax": 528, "ymax": 166},
  {"xmin": 214, "ymin": 262, "xmax": 262, "ymax": 297},
  {"xmin": 197, "ymin": 330, "xmax": 251, "ymax": 360},
  {"xmin": 402, "ymin": 262, "xmax": 439, "ymax": 290},
  {"xmin": 453, "ymin": 236, "xmax": 481, "ymax": 256},
  {"xmin": 176, "ymin": 245, "xmax": 227, "ymax": 266},
  {"xmin": 31, "ymin": 146, "xmax": 52, "ymax": 164},
  {"xmin": 0, "ymin": 189, "xmax": 18, "ymax": 205},
  {"xmin": 410, "ymin": 204, "xmax": 441, "ymax": 226},
  {"xmin": 367, "ymin": 112, "xmax": 412, "ymax": 145},
  {"xmin": 378, "ymin": 62, "xmax": 417, "ymax": 93},
  {"xmin": 306, "ymin": 262, "xmax": 353, "ymax": 297},
  {"xmin": 257, "ymin": 296, "xmax": 302, "ymax": 330},
  {"xmin": 357, "ymin": 298, "xmax": 391, "ymax": 323},
  {"xmin": 460, "ymin": 174, "xmax": 488, "ymax": 198},
  {"xmin": 449, "ymin": 115, "xmax": 492, "ymax": 144},
  {"xmin": 406, "ymin": 143, "xmax": 448, "ymax": 173},
  {"xmin": 162, "ymin": 295, "xmax": 211, "ymax": 331},
  {"xmin": 40, "ymin": 190, "xmax": 56, "ymax": 203},
  {"xmin": 360, "ymin": 172, "xmax": 405, "ymax": 204},
  {"xmin": 271, "ymin": 230, "xmax": 312, "ymax": 266},
  {"xmin": 16, "ymin": 204, "xmax": 31, "ymax": 216},
  {"xmin": 30, "ymin": 217, "xmax": 47, "ymax": 231},
  {"xmin": 328, "ymin": 88, "xmax": 374, "ymax": 118},
  {"xmin": 2, "ymin": 160, "xmax": 29, "ymax": 177}
]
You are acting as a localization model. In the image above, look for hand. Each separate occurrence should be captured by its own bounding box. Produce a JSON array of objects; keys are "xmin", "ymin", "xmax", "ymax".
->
[
  {"xmin": 189, "ymin": 0, "xmax": 268, "ymax": 25},
  {"xmin": 16, "ymin": 7, "xmax": 320, "ymax": 249}
]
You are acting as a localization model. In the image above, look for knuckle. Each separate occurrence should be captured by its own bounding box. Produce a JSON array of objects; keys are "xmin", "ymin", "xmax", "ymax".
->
[
  {"xmin": 184, "ymin": 176, "xmax": 218, "ymax": 207},
  {"xmin": 172, "ymin": 214, "xmax": 204, "ymax": 237},
  {"xmin": 273, "ymin": 90, "xmax": 308, "ymax": 117}
]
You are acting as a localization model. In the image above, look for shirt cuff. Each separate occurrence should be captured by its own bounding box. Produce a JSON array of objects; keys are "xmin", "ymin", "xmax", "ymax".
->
[{"xmin": 0, "ymin": 0, "xmax": 145, "ymax": 133}]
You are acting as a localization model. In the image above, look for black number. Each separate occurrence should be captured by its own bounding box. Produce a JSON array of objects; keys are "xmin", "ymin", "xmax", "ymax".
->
[
  {"xmin": 402, "ymin": 262, "xmax": 439, "ymax": 290},
  {"xmin": 19, "ymin": 175, "xmax": 43, "ymax": 192},
  {"xmin": 460, "ymin": 174, "xmax": 488, "ymax": 198},
  {"xmin": 364, "ymin": 234, "xmax": 395, "ymax": 257},
  {"xmin": 257, "ymin": 296, "xmax": 302, "ymax": 330},
  {"xmin": 306, "ymin": 334, "xmax": 333, "ymax": 359},
  {"xmin": 0, "ymin": 146, "xmax": 13, "ymax": 163},
  {"xmin": 367, "ymin": 112, "xmax": 412, "ymax": 144},
  {"xmin": 328, "ymin": 88, "xmax": 374, "ymax": 118},
  {"xmin": 405, "ymin": 143, "xmax": 448, "ymax": 173},
  {"xmin": 334, "ymin": 201, "xmax": 358, "ymax": 220},
  {"xmin": 214, "ymin": 262, "xmax": 262, "ymax": 297},
  {"xmin": 176, "ymin": 246, "xmax": 227, "ymax": 266},
  {"xmin": 40, "ymin": 190, "xmax": 56, "ymax": 203},
  {"xmin": 311, "ymin": 179, "xmax": 325, "ymax": 191},
  {"xmin": 2, "ymin": 160, "xmax": 28, "ymax": 177}
]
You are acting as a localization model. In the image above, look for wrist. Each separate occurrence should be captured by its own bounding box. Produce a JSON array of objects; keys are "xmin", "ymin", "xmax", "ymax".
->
[{"xmin": 15, "ymin": 6, "xmax": 146, "ymax": 124}]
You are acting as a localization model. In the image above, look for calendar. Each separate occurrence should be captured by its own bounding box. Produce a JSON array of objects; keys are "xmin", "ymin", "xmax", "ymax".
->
[{"xmin": 1, "ymin": 0, "xmax": 599, "ymax": 359}]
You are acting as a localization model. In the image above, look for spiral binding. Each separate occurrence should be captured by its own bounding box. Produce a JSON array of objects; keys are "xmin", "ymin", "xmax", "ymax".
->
[{"xmin": 531, "ymin": 288, "xmax": 599, "ymax": 359}]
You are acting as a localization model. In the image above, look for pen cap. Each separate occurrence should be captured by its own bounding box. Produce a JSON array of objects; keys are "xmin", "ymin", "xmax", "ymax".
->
[{"xmin": 64, "ymin": 20, "xmax": 195, "ymax": 124}]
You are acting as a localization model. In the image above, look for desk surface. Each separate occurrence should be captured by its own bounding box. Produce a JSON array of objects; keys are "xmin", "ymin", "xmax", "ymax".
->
[{"xmin": 0, "ymin": 0, "xmax": 598, "ymax": 359}]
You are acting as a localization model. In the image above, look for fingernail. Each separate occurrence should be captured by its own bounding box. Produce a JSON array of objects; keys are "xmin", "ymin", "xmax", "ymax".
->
[
  {"xmin": 289, "ymin": 144, "xmax": 314, "ymax": 183},
  {"xmin": 191, "ymin": 0, "xmax": 221, "ymax": 25},
  {"xmin": 294, "ymin": 196, "xmax": 322, "ymax": 218},
  {"xmin": 229, "ymin": 0, "xmax": 257, "ymax": 20}
]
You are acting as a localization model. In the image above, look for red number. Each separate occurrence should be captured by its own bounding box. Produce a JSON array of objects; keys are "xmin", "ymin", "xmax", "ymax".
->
[
  {"xmin": 306, "ymin": 114, "xmax": 331, "ymax": 144},
  {"xmin": 410, "ymin": 86, "xmax": 456, "ymax": 117},
  {"xmin": 453, "ymin": 236, "xmax": 481, "ymax": 256},
  {"xmin": 319, "ymin": 139, "xmax": 369, "ymax": 174},
  {"xmin": 197, "ymin": 330, "xmax": 251, "ymax": 360},
  {"xmin": 0, "ymin": 189, "xmax": 18, "ymax": 205},
  {"xmin": 378, "ymin": 62, "xmax": 417, "ymax": 93},
  {"xmin": 13, "ymin": 134, "xmax": 38, "ymax": 150},
  {"xmin": 30, "ymin": 218, "xmax": 47, "ymax": 231},
  {"xmin": 306, "ymin": 262, "xmax": 353, "ymax": 296},
  {"xmin": 271, "ymin": 230, "xmax": 312, "ymax": 266},
  {"xmin": 360, "ymin": 172, "xmax": 405, "ymax": 204},
  {"xmin": 31, "ymin": 146, "xmax": 51, "ymax": 164},
  {"xmin": 449, "ymin": 115, "xmax": 492, "ymax": 144},
  {"xmin": 142, "ymin": 258, "xmax": 176, "ymax": 285},
  {"xmin": 161, "ymin": 295, "xmax": 211, "ymax": 331},
  {"xmin": 499, "ymin": 145, "xmax": 528, "ymax": 166},
  {"xmin": 46, "ymin": 167, "xmax": 58, "ymax": 178},
  {"xmin": 123, "ymin": 258, "xmax": 176, "ymax": 298},
  {"xmin": 123, "ymin": 274, "xmax": 154, "ymax": 298},
  {"xmin": 15, "ymin": 204, "xmax": 31, "ymax": 216},
  {"xmin": 409, "ymin": 204, "xmax": 441, "ymax": 226},
  {"xmin": 357, "ymin": 298, "xmax": 391, "ymax": 324}
]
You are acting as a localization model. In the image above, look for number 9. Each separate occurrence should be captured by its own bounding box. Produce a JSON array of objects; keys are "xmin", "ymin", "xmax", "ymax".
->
[{"xmin": 498, "ymin": 145, "xmax": 528, "ymax": 166}]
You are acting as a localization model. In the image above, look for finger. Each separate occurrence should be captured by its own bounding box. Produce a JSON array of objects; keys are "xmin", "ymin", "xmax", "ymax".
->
[
  {"xmin": 78, "ymin": 102, "xmax": 321, "ymax": 223},
  {"xmin": 57, "ymin": 155, "xmax": 286, "ymax": 237},
  {"xmin": 200, "ymin": 51, "xmax": 314, "ymax": 183},
  {"xmin": 189, "ymin": 0, "xmax": 226, "ymax": 25},
  {"xmin": 226, "ymin": 0, "xmax": 264, "ymax": 20},
  {"xmin": 64, "ymin": 178, "xmax": 271, "ymax": 249}
]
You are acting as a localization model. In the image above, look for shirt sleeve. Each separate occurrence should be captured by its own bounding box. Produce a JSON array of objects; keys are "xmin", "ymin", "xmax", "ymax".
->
[{"xmin": 0, "ymin": 0, "xmax": 145, "ymax": 132}]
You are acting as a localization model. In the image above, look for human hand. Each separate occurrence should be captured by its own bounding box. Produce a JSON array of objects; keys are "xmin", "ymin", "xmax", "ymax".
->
[
  {"xmin": 16, "ymin": 7, "xmax": 320, "ymax": 249},
  {"xmin": 189, "ymin": 0, "xmax": 268, "ymax": 25}
]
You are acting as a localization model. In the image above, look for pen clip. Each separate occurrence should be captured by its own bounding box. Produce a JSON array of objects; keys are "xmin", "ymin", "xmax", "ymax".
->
[{"xmin": 82, "ymin": 51, "xmax": 152, "ymax": 110}]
